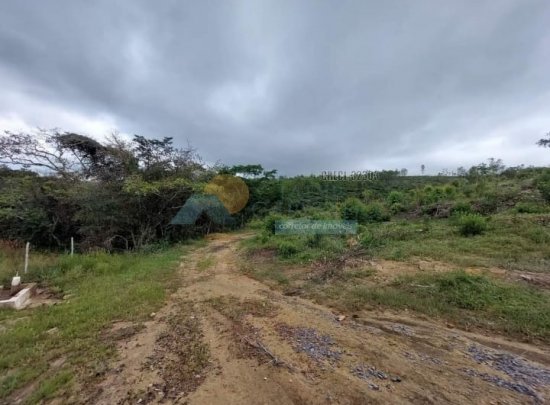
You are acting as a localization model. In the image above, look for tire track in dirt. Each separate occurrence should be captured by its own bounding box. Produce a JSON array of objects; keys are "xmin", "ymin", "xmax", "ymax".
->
[{"xmin": 90, "ymin": 232, "xmax": 550, "ymax": 404}]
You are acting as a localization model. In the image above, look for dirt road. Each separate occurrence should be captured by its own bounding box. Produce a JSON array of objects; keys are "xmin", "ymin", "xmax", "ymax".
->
[{"xmin": 90, "ymin": 233, "xmax": 550, "ymax": 404}]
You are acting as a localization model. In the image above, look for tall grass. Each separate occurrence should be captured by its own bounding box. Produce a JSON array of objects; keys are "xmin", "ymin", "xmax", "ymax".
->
[
  {"xmin": 0, "ymin": 242, "xmax": 193, "ymax": 402},
  {"xmin": 341, "ymin": 271, "xmax": 550, "ymax": 341}
]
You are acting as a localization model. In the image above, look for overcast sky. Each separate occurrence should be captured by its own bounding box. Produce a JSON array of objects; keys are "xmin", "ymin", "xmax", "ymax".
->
[{"xmin": 0, "ymin": 1, "xmax": 549, "ymax": 175}]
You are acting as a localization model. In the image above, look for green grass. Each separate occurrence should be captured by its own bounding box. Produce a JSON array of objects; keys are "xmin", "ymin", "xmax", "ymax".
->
[
  {"xmin": 196, "ymin": 255, "xmax": 215, "ymax": 272},
  {"xmin": 363, "ymin": 213, "xmax": 550, "ymax": 271},
  {"xmin": 0, "ymin": 242, "xmax": 196, "ymax": 403},
  {"xmin": 246, "ymin": 210, "xmax": 550, "ymax": 272},
  {"xmin": 240, "ymin": 262, "xmax": 290, "ymax": 285},
  {"xmin": 338, "ymin": 271, "xmax": 550, "ymax": 342},
  {"xmin": 242, "ymin": 233, "xmax": 349, "ymax": 264}
]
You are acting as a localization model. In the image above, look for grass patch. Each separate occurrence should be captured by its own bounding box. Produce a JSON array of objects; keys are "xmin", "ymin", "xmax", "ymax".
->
[
  {"xmin": 341, "ymin": 271, "xmax": 550, "ymax": 342},
  {"xmin": 366, "ymin": 214, "xmax": 550, "ymax": 271},
  {"xmin": 0, "ymin": 241, "xmax": 196, "ymax": 403},
  {"xmin": 239, "ymin": 262, "xmax": 290, "ymax": 285},
  {"xmin": 196, "ymin": 255, "xmax": 215, "ymax": 272}
]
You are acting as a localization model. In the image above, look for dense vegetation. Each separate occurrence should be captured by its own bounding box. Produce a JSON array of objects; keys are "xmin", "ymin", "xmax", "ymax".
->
[{"xmin": 0, "ymin": 130, "xmax": 218, "ymax": 251}]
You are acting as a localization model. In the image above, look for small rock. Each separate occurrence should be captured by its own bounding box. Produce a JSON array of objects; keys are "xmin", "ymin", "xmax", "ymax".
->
[
  {"xmin": 150, "ymin": 312, "xmax": 156, "ymax": 318},
  {"xmin": 337, "ymin": 315, "xmax": 346, "ymax": 322},
  {"xmin": 520, "ymin": 274, "xmax": 533, "ymax": 281},
  {"xmin": 46, "ymin": 327, "xmax": 59, "ymax": 335},
  {"xmin": 391, "ymin": 376, "xmax": 402, "ymax": 383}
]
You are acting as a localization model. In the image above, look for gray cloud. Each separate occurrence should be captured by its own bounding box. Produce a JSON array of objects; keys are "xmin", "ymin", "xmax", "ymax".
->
[{"xmin": 0, "ymin": 0, "xmax": 549, "ymax": 175}]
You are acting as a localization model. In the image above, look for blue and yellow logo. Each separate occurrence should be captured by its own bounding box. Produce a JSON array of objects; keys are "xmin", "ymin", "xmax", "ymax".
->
[{"xmin": 170, "ymin": 174, "xmax": 249, "ymax": 226}]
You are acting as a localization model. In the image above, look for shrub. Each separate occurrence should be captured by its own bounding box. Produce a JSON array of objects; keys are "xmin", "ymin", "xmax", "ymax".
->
[
  {"xmin": 515, "ymin": 202, "xmax": 547, "ymax": 214},
  {"xmin": 306, "ymin": 233, "xmax": 322, "ymax": 248},
  {"xmin": 474, "ymin": 195, "xmax": 498, "ymax": 214},
  {"xmin": 389, "ymin": 202, "xmax": 406, "ymax": 214},
  {"xmin": 536, "ymin": 171, "xmax": 550, "ymax": 203},
  {"xmin": 276, "ymin": 240, "xmax": 299, "ymax": 258},
  {"xmin": 443, "ymin": 185, "xmax": 456, "ymax": 197},
  {"xmin": 387, "ymin": 191, "xmax": 405, "ymax": 205},
  {"xmin": 359, "ymin": 230, "xmax": 385, "ymax": 249},
  {"xmin": 363, "ymin": 202, "xmax": 390, "ymax": 223},
  {"xmin": 341, "ymin": 198, "xmax": 368, "ymax": 222},
  {"xmin": 457, "ymin": 213, "xmax": 488, "ymax": 236},
  {"xmin": 264, "ymin": 213, "xmax": 285, "ymax": 235},
  {"xmin": 451, "ymin": 201, "xmax": 472, "ymax": 216}
]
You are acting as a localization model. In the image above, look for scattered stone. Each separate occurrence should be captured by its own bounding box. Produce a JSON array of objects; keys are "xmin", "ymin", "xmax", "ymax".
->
[
  {"xmin": 276, "ymin": 324, "xmax": 342, "ymax": 364},
  {"xmin": 337, "ymin": 315, "xmax": 346, "ymax": 322},
  {"xmin": 461, "ymin": 368, "xmax": 542, "ymax": 401},
  {"xmin": 402, "ymin": 351, "xmax": 443, "ymax": 365},
  {"xmin": 352, "ymin": 363, "xmax": 402, "ymax": 388},
  {"xmin": 468, "ymin": 345, "xmax": 550, "ymax": 387},
  {"xmin": 390, "ymin": 323, "xmax": 415, "ymax": 336}
]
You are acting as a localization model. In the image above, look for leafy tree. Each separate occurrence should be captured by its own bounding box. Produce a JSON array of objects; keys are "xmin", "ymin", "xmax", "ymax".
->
[{"xmin": 537, "ymin": 132, "xmax": 550, "ymax": 148}]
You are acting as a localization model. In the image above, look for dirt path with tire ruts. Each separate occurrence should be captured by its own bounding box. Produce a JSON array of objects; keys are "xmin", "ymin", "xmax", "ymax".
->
[{"xmin": 89, "ymin": 232, "xmax": 550, "ymax": 405}]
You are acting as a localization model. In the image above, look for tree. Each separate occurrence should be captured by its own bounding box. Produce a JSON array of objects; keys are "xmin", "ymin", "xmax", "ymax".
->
[
  {"xmin": 0, "ymin": 129, "xmax": 209, "ymax": 250},
  {"xmin": 421, "ymin": 164, "xmax": 425, "ymax": 175},
  {"xmin": 399, "ymin": 168, "xmax": 408, "ymax": 176},
  {"xmin": 0, "ymin": 129, "xmax": 72, "ymax": 176},
  {"xmin": 537, "ymin": 132, "xmax": 550, "ymax": 148},
  {"xmin": 487, "ymin": 158, "xmax": 505, "ymax": 175}
]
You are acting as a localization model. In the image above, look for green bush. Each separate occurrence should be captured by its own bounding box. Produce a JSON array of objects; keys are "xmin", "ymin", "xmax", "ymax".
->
[
  {"xmin": 363, "ymin": 202, "xmax": 390, "ymax": 223},
  {"xmin": 474, "ymin": 195, "xmax": 499, "ymax": 214},
  {"xmin": 359, "ymin": 230, "xmax": 385, "ymax": 249},
  {"xmin": 457, "ymin": 213, "xmax": 488, "ymax": 236},
  {"xmin": 341, "ymin": 197, "xmax": 368, "ymax": 222},
  {"xmin": 451, "ymin": 201, "xmax": 472, "ymax": 215},
  {"xmin": 264, "ymin": 213, "xmax": 285, "ymax": 234},
  {"xmin": 276, "ymin": 240, "xmax": 299, "ymax": 258},
  {"xmin": 306, "ymin": 233, "xmax": 322, "ymax": 248},
  {"xmin": 387, "ymin": 191, "xmax": 405, "ymax": 205},
  {"xmin": 536, "ymin": 171, "xmax": 550, "ymax": 203},
  {"xmin": 515, "ymin": 202, "xmax": 548, "ymax": 214},
  {"xmin": 389, "ymin": 202, "xmax": 406, "ymax": 214}
]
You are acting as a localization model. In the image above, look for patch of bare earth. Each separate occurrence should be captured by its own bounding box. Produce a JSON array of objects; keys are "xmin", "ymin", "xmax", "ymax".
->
[{"xmin": 85, "ymin": 233, "xmax": 550, "ymax": 404}]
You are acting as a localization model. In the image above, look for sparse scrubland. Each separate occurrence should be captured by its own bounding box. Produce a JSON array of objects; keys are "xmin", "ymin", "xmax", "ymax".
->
[
  {"xmin": 241, "ymin": 165, "xmax": 550, "ymax": 342},
  {"xmin": 1, "ymin": 137, "xmax": 550, "ymax": 403}
]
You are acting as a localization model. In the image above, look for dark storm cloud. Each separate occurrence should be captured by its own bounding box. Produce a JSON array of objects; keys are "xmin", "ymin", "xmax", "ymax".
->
[{"xmin": 0, "ymin": 0, "xmax": 549, "ymax": 174}]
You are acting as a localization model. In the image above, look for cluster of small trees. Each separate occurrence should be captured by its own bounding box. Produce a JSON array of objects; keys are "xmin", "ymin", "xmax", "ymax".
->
[{"xmin": 0, "ymin": 129, "xmax": 210, "ymax": 250}]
